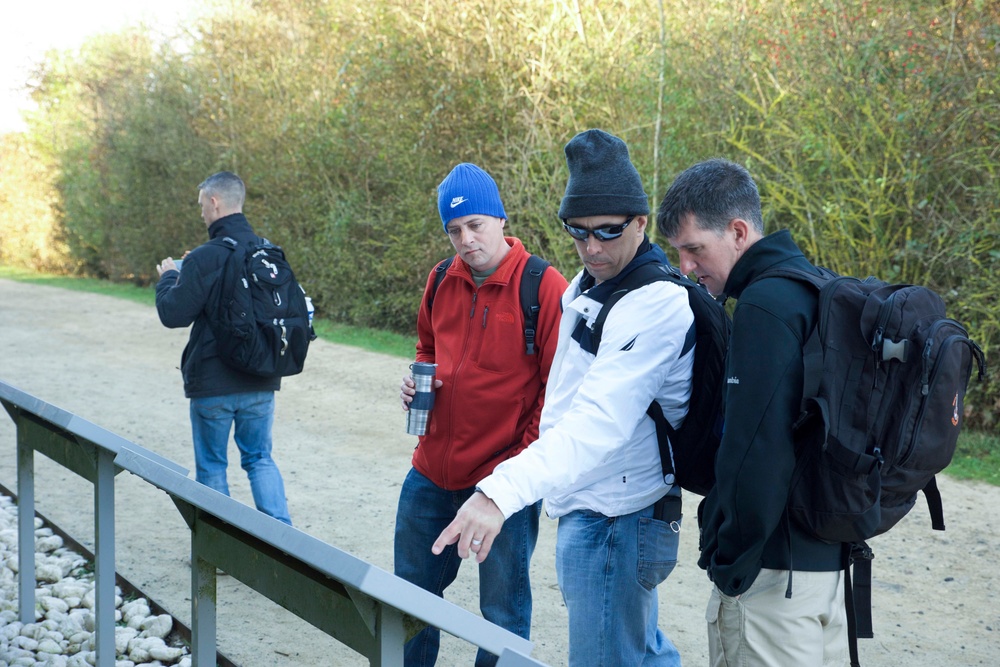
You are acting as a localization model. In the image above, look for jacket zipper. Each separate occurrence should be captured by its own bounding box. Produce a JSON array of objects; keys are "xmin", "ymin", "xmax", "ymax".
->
[{"xmin": 439, "ymin": 286, "xmax": 478, "ymax": 486}]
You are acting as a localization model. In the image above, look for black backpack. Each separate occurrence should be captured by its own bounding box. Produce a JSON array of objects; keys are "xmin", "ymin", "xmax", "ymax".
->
[
  {"xmin": 763, "ymin": 266, "xmax": 989, "ymax": 543},
  {"xmin": 427, "ymin": 254, "xmax": 551, "ymax": 355},
  {"xmin": 589, "ymin": 262, "xmax": 731, "ymax": 497},
  {"xmin": 211, "ymin": 236, "xmax": 316, "ymax": 378},
  {"xmin": 762, "ymin": 266, "xmax": 987, "ymax": 665}
]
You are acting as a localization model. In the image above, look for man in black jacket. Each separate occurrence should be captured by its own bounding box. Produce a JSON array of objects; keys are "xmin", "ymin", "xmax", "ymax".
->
[
  {"xmin": 155, "ymin": 171, "xmax": 292, "ymax": 525},
  {"xmin": 657, "ymin": 159, "xmax": 846, "ymax": 666}
]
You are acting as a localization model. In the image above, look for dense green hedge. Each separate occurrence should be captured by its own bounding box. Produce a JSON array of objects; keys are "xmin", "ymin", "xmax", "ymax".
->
[{"xmin": 0, "ymin": 0, "xmax": 996, "ymax": 425}]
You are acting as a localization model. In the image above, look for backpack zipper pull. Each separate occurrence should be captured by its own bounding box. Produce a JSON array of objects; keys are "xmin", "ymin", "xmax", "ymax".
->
[
  {"xmin": 920, "ymin": 336, "xmax": 934, "ymax": 395},
  {"xmin": 870, "ymin": 292, "xmax": 897, "ymax": 379}
]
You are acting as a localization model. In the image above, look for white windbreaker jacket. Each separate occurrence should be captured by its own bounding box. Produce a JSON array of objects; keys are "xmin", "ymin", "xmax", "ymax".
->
[{"xmin": 478, "ymin": 268, "xmax": 694, "ymax": 519}]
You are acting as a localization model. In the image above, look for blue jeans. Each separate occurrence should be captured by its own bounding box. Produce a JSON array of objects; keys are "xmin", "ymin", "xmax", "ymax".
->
[
  {"xmin": 556, "ymin": 494, "xmax": 683, "ymax": 667},
  {"xmin": 394, "ymin": 468, "xmax": 540, "ymax": 667},
  {"xmin": 189, "ymin": 391, "xmax": 292, "ymax": 525}
]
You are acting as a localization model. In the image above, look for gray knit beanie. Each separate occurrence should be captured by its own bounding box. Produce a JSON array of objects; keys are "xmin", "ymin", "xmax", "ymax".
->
[{"xmin": 558, "ymin": 129, "xmax": 649, "ymax": 220}]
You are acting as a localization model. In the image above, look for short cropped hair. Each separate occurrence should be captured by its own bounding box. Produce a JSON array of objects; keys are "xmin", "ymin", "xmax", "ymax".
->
[
  {"xmin": 656, "ymin": 158, "xmax": 764, "ymax": 238},
  {"xmin": 199, "ymin": 171, "xmax": 246, "ymax": 210}
]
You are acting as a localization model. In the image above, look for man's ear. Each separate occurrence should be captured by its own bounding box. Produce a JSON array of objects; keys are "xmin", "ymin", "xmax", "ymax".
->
[
  {"xmin": 730, "ymin": 217, "xmax": 752, "ymax": 250},
  {"xmin": 633, "ymin": 215, "xmax": 648, "ymax": 234}
]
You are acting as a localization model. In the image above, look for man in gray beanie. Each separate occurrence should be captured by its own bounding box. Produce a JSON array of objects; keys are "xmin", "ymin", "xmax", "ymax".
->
[
  {"xmin": 396, "ymin": 162, "xmax": 568, "ymax": 667},
  {"xmin": 435, "ymin": 130, "xmax": 695, "ymax": 666}
]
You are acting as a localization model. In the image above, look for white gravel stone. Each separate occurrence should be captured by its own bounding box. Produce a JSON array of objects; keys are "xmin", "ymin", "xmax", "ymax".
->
[
  {"xmin": 138, "ymin": 616, "xmax": 171, "ymax": 640},
  {"xmin": 34, "ymin": 564, "xmax": 63, "ymax": 584},
  {"xmin": 125, "ymin": 646, "xmax": 149, "ymax": 664},
  {"xmin": 39, "ymin": 597, "xmax": 69, "ymax": 615},
  {"xmin": 50, "ymin": 582, "xmax": 88, "ymax": 602},
  {"xmin": 114, "ymin": 627, "xmax": 139, "ymax": 655},
  {"xmin": 0, "ymin": 495, "xmax": 190, "ymax": 667},
  {"xmin": 65, "ymin": 652, "xmax": 92, "ymax": 667},
  {"xmin": 1, "ymin": 622, "xmax": 22, "ymax": 640},
  {"xmin": 148, "ymin": 645, "xmax": 184, "ymax": 662},
  {"xmin": 36, "ymin": 637, "xmax": 63, "ymax": 654},
  {"xmin": 35, "ymin": 536, "xmax": 63, "ymax": 554}
]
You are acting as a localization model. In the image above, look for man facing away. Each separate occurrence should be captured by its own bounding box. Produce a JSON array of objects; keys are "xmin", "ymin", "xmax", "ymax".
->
[
  {"xmin": 155, "ymin": 171, "xmax": 292, "ymax": 525},
  {"xmin": 433, "ymin": 130, "xmax": 695, "ymax": 667},
  {"xmin": 657, "ymin": 158, "xmax": 847, "ymax": 666},
  {"xmin": 396, "ymin": 162, "xmax": 568, "ymax": 667}
]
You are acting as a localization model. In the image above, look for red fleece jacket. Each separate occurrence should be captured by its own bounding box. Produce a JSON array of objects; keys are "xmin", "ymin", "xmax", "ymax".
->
[{"xmin": 411, "ymin": 237, "xmax": 568, "ymax": 490}]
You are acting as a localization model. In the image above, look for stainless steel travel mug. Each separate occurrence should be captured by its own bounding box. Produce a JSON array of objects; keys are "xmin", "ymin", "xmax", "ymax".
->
[{"xmin": 405, "ymin": 362, "xmax": 437, "ymax": 436}]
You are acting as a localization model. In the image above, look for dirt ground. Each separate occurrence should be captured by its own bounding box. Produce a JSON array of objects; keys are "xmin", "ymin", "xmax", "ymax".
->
[{"xmin": 0, "ymin": 277, "xmax": 997, "ymax": 666}]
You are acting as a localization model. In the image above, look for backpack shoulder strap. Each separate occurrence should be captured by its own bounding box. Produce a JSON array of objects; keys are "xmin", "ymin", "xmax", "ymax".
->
[
  {"xmin": 211, "ymin": 235, "xmax": 241, "ymax": 251},
  {"xmin": 590, "ymin": 262, "xmax": 673, "ymax": 353},
  {"xmin": 757, "ymin": 265, "xmax": 838, "ymax": 289},
  {"xmin": 756, "ymin": 265, "xmax": 839, "ymax": 405},
  {"xmin": 635, "ymin": 266, "xmax": 728, "ymax": 490},
  {"xmin": 426, "ymin": 256, "xmax": 455, "ymax": 315},
  {"xmin": 519, "ymin": 254, "xmax": 551, "ymax": 355},
  {"xmin": 426, "ymin": 254, "xmax": 552, "ymax": 356}
]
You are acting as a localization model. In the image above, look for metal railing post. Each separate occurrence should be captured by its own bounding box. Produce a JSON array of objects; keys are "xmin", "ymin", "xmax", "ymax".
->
[
  {"xmin": 16, "ymin": 423, "xmax": 35, "ymax": 625},
  {"xmin": 191, "ymin": 520, "xmax": 219, "ymax": 667},
  {"xmin": 94, "ymin": 447, "xmax": 117, "ymax": 666}
]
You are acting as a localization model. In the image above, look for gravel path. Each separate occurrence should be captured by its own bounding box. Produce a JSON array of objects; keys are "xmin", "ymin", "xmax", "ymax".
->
[{"xmin": 0, "ymin": 278, "xmax": 997, "ymax": 666}]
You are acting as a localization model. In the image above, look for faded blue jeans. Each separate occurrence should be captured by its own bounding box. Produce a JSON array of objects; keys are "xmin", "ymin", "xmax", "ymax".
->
[
  {"xmin": 556, "ymin": 491, "xmax": 683, "ymax": 667},
  {"xmin": 394, "ymin": 468, "xmax": 540, "ymax": 667},
  {"xmin": 189, "ymin": 391, "xmax": 292, "ymax": 525}
]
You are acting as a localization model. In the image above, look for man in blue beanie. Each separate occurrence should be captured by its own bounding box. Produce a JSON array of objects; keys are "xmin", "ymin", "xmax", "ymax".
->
[
  {"xmin": 396, "ymin": 162, "xmax": 568, "ymax": 667},
  {"xmin": 434, "ymin": 131, "xmax": 695, "ymax": 666}
]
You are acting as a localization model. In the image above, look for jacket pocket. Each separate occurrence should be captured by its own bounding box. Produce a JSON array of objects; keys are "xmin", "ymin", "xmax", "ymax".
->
[{"xmin": 471, "ymin": 300, "xmax": 525, "ymax": 374}]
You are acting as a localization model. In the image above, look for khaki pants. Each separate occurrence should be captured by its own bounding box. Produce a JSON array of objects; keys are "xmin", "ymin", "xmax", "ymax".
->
[{"xmin": 707, "ymin": 568, "xmax": 848, "ymax": 667}]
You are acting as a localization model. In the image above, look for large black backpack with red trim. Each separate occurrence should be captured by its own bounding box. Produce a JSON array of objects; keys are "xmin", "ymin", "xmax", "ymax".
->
[
  {"xmin": 763, "ymin": 266, "xmax": 987, "ymax": 666},
  {"xmin": 766, "ymin": 266, "xmax": 988, "ymax": 546}
]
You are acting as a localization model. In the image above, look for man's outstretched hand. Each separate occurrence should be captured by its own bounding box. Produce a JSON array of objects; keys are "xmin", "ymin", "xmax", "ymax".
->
[{"xmin": 432, "ymin": 491, "xmax": 506, "ymax": 563}]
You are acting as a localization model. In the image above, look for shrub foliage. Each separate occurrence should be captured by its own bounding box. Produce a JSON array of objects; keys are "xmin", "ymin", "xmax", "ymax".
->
[{"xmin": 1, "ymin": 0, "xmax": 996, "ymax": 424}]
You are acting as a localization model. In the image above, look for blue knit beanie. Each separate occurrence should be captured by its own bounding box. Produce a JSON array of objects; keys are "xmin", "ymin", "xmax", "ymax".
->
[
  {"xmin": 437, "ymin": 163, "xmax": 507, "ymax": 232},
  {"xmin": 558, "ymin": 129, "xmax": 649, "ymax": 220}
]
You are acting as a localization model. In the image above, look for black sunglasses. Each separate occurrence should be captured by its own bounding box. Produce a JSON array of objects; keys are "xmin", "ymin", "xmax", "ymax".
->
[{"xmin": 562, "ymin": 216, "xmax": 635, "ymax": 241}]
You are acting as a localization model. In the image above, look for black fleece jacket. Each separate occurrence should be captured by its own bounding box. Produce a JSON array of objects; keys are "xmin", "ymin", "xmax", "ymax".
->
[
  {"xmin": 697, "ymin": 229, "xmax": 842, "ymax": 597},
  {"xmin": 155, "ymin": 213, "xmax": 281, "ymax": 399}
]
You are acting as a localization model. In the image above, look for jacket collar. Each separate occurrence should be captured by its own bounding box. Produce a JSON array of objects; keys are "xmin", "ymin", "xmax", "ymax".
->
[
  {"xmin": 579, "ymin": 235, "xmax": 671, "ymax": 302},
  {"xmin": 207, "ymin": 213, "xmax": 253, "ymax": 240},
  {"xmin": 451, "ymin": 237, "xmax": 527, "ymax": 286},
  {"xmin": 722, "ymin": 229, "xmax": 807, "ymax": 300}
]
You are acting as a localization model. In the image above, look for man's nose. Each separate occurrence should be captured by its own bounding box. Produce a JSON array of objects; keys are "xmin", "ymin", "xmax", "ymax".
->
[
  {"xmin": 586, "ymin": 236, "xmax": 604, "ymax": 254},
  {"xmin": 678, "ymin": 254, "xmax": 696, "ymax": 276}
]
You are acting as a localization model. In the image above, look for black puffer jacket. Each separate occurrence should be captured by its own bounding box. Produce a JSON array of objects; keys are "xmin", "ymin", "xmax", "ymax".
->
[
  {"xmin": 155, "ymin": 213, "xmax": 281, "ymax": 399},
  {"xmin": 698, "ymin": 230, "xmax": 842, "ymax": 597}
]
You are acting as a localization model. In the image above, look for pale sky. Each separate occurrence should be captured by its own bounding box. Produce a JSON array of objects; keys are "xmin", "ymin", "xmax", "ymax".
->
[{"xmin": 0, "ymin": 0, "xmax": 203, "ymax": 133}]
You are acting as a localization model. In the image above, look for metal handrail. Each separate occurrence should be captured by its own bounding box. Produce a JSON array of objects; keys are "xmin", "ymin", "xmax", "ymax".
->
[{"xmin": 0, "ymin": 380, "xmax": 547, "ymax": 667}]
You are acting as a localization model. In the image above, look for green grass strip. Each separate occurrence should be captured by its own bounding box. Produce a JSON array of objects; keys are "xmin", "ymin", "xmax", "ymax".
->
[
  {"xmin": 2, "ymin": 264, "xmax": 995, "ymax": 485},
  {"xmin": 0, "ymin": 265, "xmax": 415, "ymax": 357}
]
